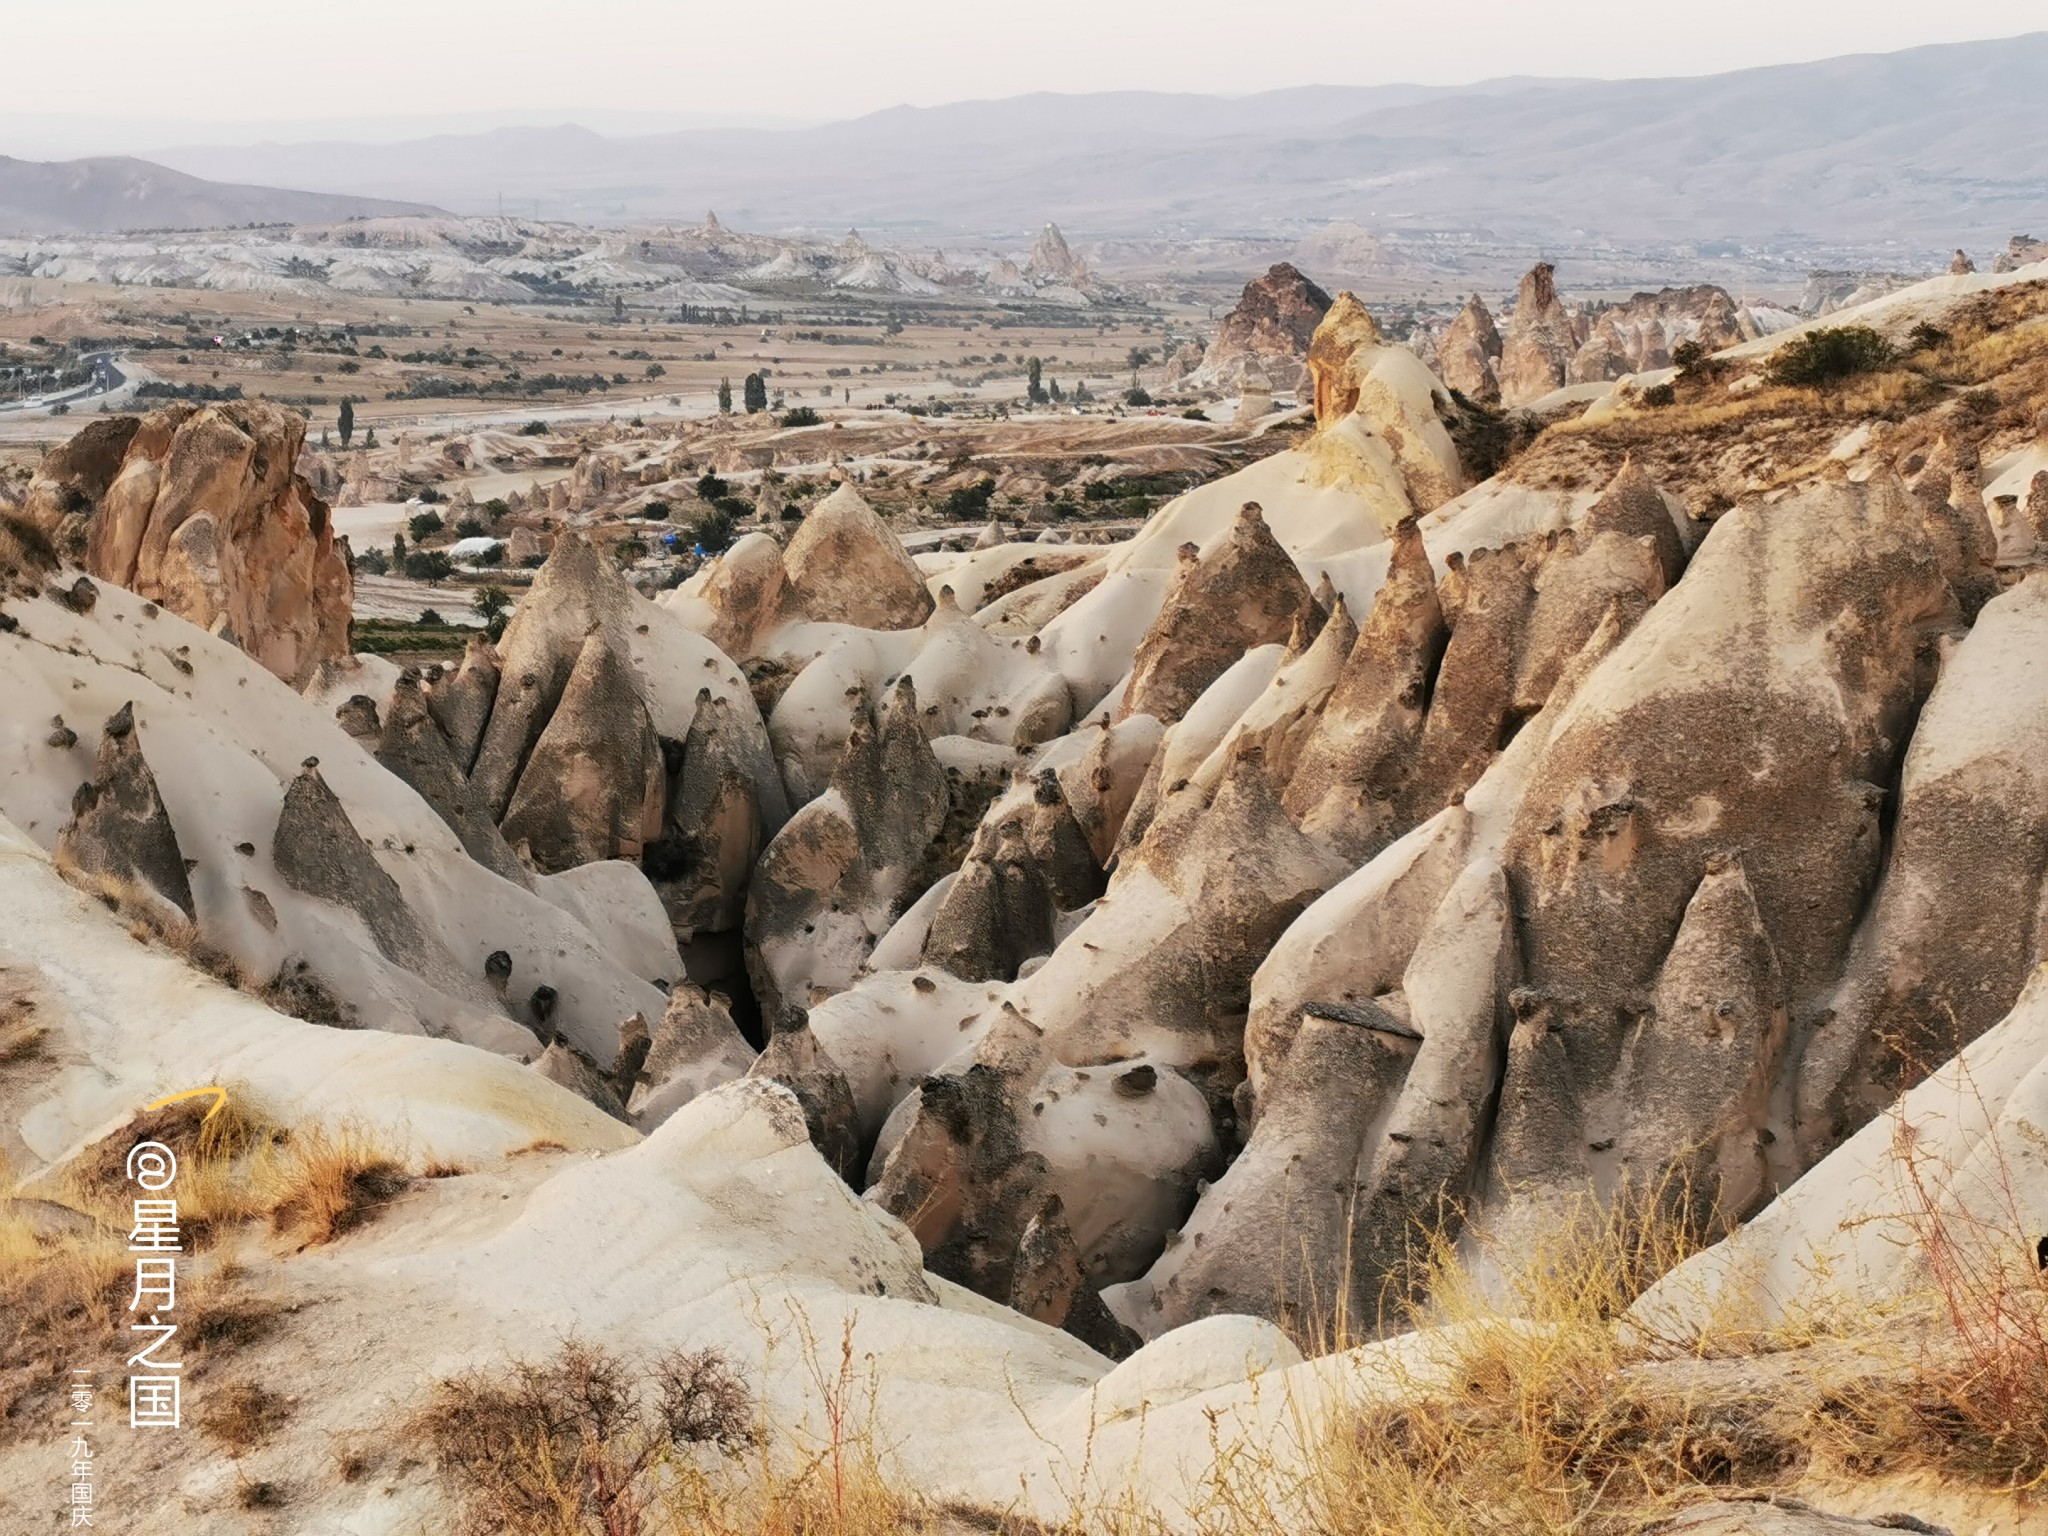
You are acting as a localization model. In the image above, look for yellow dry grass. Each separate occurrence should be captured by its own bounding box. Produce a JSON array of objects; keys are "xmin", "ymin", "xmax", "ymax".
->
[{"xmin": 1, "ymin": 1094, "xmax": 412, "ymax": 1440}]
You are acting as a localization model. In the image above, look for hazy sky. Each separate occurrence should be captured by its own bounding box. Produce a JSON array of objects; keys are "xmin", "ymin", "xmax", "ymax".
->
[{"xmin": 7, "ymin": 0, "xmax": 2043, "ymax": 130}]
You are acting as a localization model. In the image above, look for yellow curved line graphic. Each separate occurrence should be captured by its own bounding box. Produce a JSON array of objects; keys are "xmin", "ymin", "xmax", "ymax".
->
[{"xmin": 143, "ymin": 1085, "xmax": 229, "ymax": 1124}]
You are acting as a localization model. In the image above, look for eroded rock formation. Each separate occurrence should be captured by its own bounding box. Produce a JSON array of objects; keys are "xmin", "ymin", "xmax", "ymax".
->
[
  {"xmin": 1567, "ymin": 285, "xmax": 1747, "ymax": 383},
  {"xmin": 25, "ymin": 401, "xmax": 352, "ymax": 686},
  {"xmin": 1498, "ymin": 262, "xmax": 1583, "ymax": 407},
  {"xmin": 54, "ymin": 702, "xmax": 195, "ymax": 922},
  {"xmin": 782, "ymin": 485, "xmax": 934, "ymax": 631},
  {"xmin": 1185, "ymin": 263, "xmax": 1333, "ymax": 394},
  {"xmin": 1119, "ymin": 504, "xmax": 1319, "ymax": 724},
  {"xmin": 1436, "ymin": 293, "xmax": 1503, "ymax": 403}
]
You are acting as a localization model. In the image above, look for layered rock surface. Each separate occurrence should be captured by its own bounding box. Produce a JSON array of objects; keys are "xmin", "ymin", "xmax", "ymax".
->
[
  {"xmin": 4, "ymin": 260, "xmax": 2046, "ymax": 1534},
  {"xmin": 24, "ymin": 400, "xmax": 352, "ymax": 686},
  {"xmin": 1498, "ymin": 261, "xmax": 1585, "ymax": 406},
  {"xmin": 1182, "ymin": 262, "xmax": 1332, "ymax": 394},
  {"xmin": 1435, "ymin": 292, "xmax": 1503, "ymax": 402}
]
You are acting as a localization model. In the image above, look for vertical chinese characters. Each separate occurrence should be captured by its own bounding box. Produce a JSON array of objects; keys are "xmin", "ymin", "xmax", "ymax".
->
[
  {"xmin": 124, "ymin": 1140, "xmax": 182, "ymax": 1431},
  {"xmin": 66, "ymin": 1375, "xmax": 95, "ymax": 1528}
]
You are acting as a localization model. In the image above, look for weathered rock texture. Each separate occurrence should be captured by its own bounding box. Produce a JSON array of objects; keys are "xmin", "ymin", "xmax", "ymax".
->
[
  {"xmin": 500, "ymin": 629, "xmax": 665, "ymax": 873},
  {"xmin": 1185, "ymin": 263, "xmax": 1333, "ymax": 394},
  {"xmin": 745, "ymin": 679, "xmax": 949, "ymax": 1016},
  {"xmin": 1118, "ymin": 504, "xmax": 1319, "ymax": 725},
  {"xmin": 1795, "ymin": 570, "xmax": 2048, "ymax": 1158},
  {"xmin": 1567, "ymin": 285, "xmax": 1748, "ymax": 383},
  {"xmin": 26, "ymin": 402, "xmax": 351, "ymax": 686},
  {"xmin": 782, "ymin": 485, "xmax": 934, "ymax": 631},
  {"xmin": 1488, "ymin": 473, "xmax": 1951, "ymax": 1235},
  {"xmin": 1435, "ymin": 293, "xmax": 1503, "ymax": 403},
  {"xmin": 468, "ymin": 530, "xmax": 784, "ymax": 932},
  {"xmin": 53, "ymin": 702, "xmax": 195, "ymax": 921},
  {"xmin": 1498, "ymin": 262, "xmax": 1584, "ymax": 407}
]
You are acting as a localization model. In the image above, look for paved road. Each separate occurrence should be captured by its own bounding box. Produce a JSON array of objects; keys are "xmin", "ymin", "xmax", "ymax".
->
[{"xmin": 0, "ymin": 352, "xmax": 129, "ymax": 416}]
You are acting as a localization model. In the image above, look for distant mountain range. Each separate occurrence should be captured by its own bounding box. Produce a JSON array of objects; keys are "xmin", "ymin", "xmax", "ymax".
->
[
  {"xmin": 7, "ymin": 35, "xmax": 2047, "ymax": 254},
  {"xmin": 0, "ymin": 155, "xmax": 440, "ymax": 235},
  {"xmin": 145, "ymin": 34, "xmax": 2048, "ymax": 253}
]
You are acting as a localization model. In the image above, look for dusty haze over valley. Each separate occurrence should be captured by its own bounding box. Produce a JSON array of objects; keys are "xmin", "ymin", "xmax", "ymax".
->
[{"xmin": 4, "ymin": 11, "xmax": 2048, "ymax": 1536}]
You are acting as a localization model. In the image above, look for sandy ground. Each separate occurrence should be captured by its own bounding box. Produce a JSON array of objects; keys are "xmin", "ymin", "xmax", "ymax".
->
[
  {"xmin": 0, "ymin": 276, "xmax": 1196, "ymax": 443},
  {"xmin": 331, "ymin": 502, "xmax": 410, "ymax": 548},
  {"xmin": 352, "ymin": 572, "xmax": 492, "ymax": 624}
]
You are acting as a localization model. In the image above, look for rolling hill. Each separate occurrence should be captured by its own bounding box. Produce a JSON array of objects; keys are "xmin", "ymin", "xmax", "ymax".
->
[{"xmin": 0, "ymin": 154, "xmax": 443, "ymax": 235}]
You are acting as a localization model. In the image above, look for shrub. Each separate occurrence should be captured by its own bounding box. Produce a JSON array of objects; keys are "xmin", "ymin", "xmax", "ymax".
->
[
  {"xmin": 353, "ymin": 547, "xmax": 390, "ymax": 576},
  {"xmin": 417, "ymin": 486, "xmax": 445, "ymax": 505},
  {"xmin": 416, "ymin": 609, "xmax": 443, "ymax": 626},
  {"xmin": 407, "ymin": 511, "xmax": 445, "ymax": 540},
  {"xmin": 403, "ymin": 550, "xmax": 453, "ymax": 585},
  {"xmin": 640, "ymin": 499, "xmax": 672, "ymax": 521},
  {"xmin": 1641, "ymin": 382, "xmax": 1678, "ymax": 408},
  {"xmin": 1908, "ymin": 321, "xmax": 1950, "ymax": 351},
  {"xmin": 453, "ymin": 515, "xmax": 486, "ymax": 538},
  {"xmin": 937, "ymin": 477, "xmax": 996, "ymax": 519},
  {"xmin": 779, "ymin": 405, "xmax": 821, "ymax": 427},
  {"xmin": 417, "ymin": 1340, "xmax": 753, "ymax": 1536},
  {"xmin": 695, "ymin": 472, "xmax": 729, "ymax": 501},
  {"xmin": 689, "ymin": 505, "xmax": 736, "ymax": 554},
  {"xmin": 1763, "ymin": 325, "xmax": 1895, "ymax": 388}
]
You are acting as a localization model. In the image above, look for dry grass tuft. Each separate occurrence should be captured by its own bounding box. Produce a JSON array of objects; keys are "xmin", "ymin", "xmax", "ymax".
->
[
  {"xmin": 185, "ymin": 1292, "xmax": 287, "ymax": 1352},
  {"xmin": 60, "ymin": 863, "xmax": 249, "ymax": 990},
  {"xmin": 258, "ymin": 1122, "xmax": 412, "ymax": 1247},
  {"xmin": 0, "ymin": 1214, "xmax": 133, "ymax": 1430},
  {"xmin": 60, "ymin": 1092, "xmax": 414, "ymax": 1250},
  {"xmin": 0, "ymin": 1211, "xmax": 285, "ymax": 1443},
  {"xmin": 201, "ymin": 1377, "xmax": 289, "ymax": 1454},
  {"xmin": 1201, "ymin": 1142, "xmax": 2048, "ymax": 1534},
  {"xmin": 2, "ymin": 1095, "xmax": 414, "ymax": 1439},
  {"xmin": 1805, "ymin": 1106, "xmax": 2048, "ymax": 1492},
  {"xmin": 333, "ymin": 1438, "xmax": 376, "ymax": 1483},
  {"xmin": 0, "ymin": 1023, "xmax": 46, "ymax": 1067},
  {"xmin": 65, "ymin": 1093, "xmax": 269, "ymax": 1202},
  {"xmin": 235, "ymin": 1475, "xmax": 287, "ymax": 1508}
]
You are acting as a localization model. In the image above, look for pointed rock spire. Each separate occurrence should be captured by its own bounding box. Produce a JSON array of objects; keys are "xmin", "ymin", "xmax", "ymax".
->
[
  {"xmin": 273, "ymin": 761, "xmax": 433, "ymax": 973},
  {"xmin": 1118, "ymin": 501, "xmax": 1319, "ymax": 725},
  {"xmin": 782, "ymin": 484, "xmax": 933, "ymax": 630},
  {"xmin": 1436, "ymin": 292, "xmax": 1503, "ymax": 404},
  {"xmin": 1618, "ymin": 855, "xmax": 1787, "ymax": 1226},
  {"xmin": 55, "ymin": 702, "xmax": 195, "ymax": 922},
  {"xmin": 500, "ymin": 627, "xmax": 665, "ymax": 874},
  {"xmin": 1304, "ymin": 291, "xmax": 1387, "ymax": 427},
  {"xmin": 1283, "ymin": 518, "xmax": 1447, "ymax": 860},
  {"xmin": 1498, "ymin": 261, "xmax": 1579, "ymax": 407}
]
